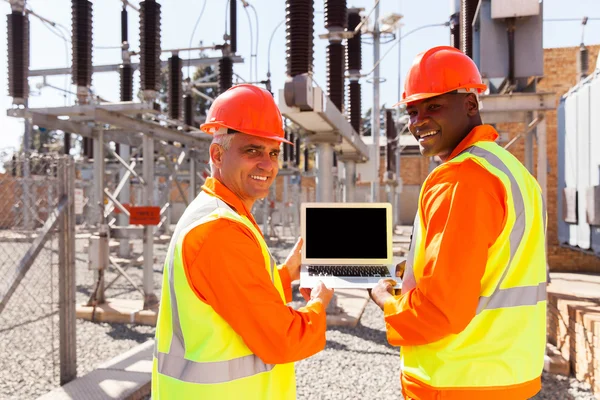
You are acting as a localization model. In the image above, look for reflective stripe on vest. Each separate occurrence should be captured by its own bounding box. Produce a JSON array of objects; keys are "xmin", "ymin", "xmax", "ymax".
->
[
  {"xmin": 155, "ymin": 197, "xmax": 279, "ymax": 384},
  {"xmin": 463, "ymin": 146, "xmax": 546, "ymax": 313},
  {"xmin": 404, "ymin": 144, "xmax": 547, "ymax": 312}
]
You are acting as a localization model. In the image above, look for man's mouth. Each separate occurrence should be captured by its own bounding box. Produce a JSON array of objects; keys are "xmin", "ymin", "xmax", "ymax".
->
[
  {"xmin": 250, "ymin": 175, "xmax": 268, "ymax": 182},
  {"xmin": 417, "ymin": 130, "xmax": 440, "ymax": 142}
]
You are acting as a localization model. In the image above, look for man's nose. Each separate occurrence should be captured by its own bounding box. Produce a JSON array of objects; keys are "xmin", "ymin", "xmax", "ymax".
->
[
  {"xmin": 257, "ymin": 155, "xmax": 276, "ymax": 170},
  {"xmin": 412, "ymin": 117, "xmax": 428, "ymax": 128}
]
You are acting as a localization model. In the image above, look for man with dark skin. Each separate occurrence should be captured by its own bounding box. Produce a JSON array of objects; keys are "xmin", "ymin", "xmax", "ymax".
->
[{"xmin": 369, "ymin": 46, "xmax": 547, "ymax": 400}]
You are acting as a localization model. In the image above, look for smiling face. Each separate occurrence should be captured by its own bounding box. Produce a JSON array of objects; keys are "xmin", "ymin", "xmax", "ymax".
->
[
  {"xmin": 210, "ymin": 132, "xmax": 281, "ymax": 210},
  {"xmin": 406, "ymin": 92, "xmax": 479, "ymax": 161}
]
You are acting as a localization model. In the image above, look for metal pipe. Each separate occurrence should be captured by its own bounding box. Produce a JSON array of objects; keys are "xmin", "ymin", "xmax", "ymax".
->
[
  {"xmin": 92, "ymin": 129, "xmax": 105, "ymax": 302},
  {"xmin": 536, "ymin": 111, "xmax": 547, "ymax": 203},
  {"xmin": 93, "ymin": 129, "xmax": 105, "ymax": 226},
  {"xmin": 344, "ymin": 160, "xmax": 356, "ymax": 202},
  {"xmin": 22, "ymin": 100, "xmax": 32, "ymax": 229},
  {"xmin": 142, "ymin": 135, "xmax": 158, "ymax": 308},
  {"xmin": 58, "ymin": 157, "xmax": 77, "ymax": 385},
  {"xmin": 316, "ymin": 143, "xmax": 334, "ymax": 202},
  {"xmin": 118, "ymin": 143, "xmax": 131, "ymax": 257},
  {"xmin": 371, "ymin": 0, "xmax": 380, "ymax": 202},
  {"xmin": 189, "ymin": 156, "xmax": 197, "ymax": 201}
]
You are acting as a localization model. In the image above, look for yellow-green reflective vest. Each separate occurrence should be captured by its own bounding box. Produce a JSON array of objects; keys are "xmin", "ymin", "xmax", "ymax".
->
[
  {"xmin": 402, "ymin": 141, "xmax": 547, "ymax": 389},
  {"xmin": 152, "ymin": 191, "xmax": 295, "ymax": 399}
]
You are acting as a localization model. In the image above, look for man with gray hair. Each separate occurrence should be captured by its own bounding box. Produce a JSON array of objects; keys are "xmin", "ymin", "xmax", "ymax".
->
[{"xmin": 152, "ymin": 84, "xmax": 333, "ymax": 399}]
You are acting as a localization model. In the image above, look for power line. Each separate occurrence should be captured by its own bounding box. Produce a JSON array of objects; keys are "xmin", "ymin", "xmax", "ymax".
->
[{"xmin": 187, "ymin": 0, "xmax": 208, "ymax": 79}]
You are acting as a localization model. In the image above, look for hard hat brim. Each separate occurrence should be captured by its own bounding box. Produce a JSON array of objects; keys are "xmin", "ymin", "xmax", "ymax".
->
[
  {"xmin": 201, "ymin": 121, "xmax": 293, "ymax": 145},
  {"xmin": 393, "ymin": 84, "xmax": 488, "ymax": 107}
]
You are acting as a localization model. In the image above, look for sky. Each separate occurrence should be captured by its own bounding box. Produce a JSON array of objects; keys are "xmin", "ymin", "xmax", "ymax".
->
[{"xmin": 0, "ymin": 0, "xmax": 599, "ymax": 157}]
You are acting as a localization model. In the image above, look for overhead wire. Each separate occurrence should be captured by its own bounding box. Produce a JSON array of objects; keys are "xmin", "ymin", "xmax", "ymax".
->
[
  {"xmin": 242, "ymin": 3, "xmax": 253, "ymax": 82},
  {"xmin": 248, "ymin": 3, "xmax": 260, "ymax": 83},
  {"xmin": 187, "ymin": 0, "xmax": 208, "ymax": 79},
  {"xmin": 35, "ymin": 11, "xmax": 72, "ymax": 105}
]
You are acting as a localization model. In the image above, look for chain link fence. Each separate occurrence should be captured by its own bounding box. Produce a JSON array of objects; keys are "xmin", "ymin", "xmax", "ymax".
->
[{"xmin": 0, "ymin": 154, "xmax": 76, "ymax": 399}]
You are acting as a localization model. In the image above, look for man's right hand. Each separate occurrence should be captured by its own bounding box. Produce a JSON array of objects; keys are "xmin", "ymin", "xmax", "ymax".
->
[{"xmin": 300, "ymin": 282, "xmax": 334, "ymax": 309}]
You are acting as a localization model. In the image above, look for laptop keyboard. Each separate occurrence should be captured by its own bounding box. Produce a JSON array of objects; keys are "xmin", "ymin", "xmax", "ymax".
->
[{"xmin": 307, "ymin": 265, "xmax": 392, "ymax": 277}]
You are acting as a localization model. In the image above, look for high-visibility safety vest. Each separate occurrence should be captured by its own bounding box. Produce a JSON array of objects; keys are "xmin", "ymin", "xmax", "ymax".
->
[
  {"xmin": 402, "ymin": 141, "xmax": 547, "ymax": 390},
  {"xmin": 152, "ymin": 191, "xmax": 295, "ymax": 399}
]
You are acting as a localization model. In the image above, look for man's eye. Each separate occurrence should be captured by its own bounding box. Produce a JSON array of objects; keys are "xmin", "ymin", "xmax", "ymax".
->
[
  {"xmin": 428, "ymin": 104, "xmax": 441, "ymax": 111},
  {"xmin": 408, "ymin": 111, "xmax": 417, "ymax": 117}
]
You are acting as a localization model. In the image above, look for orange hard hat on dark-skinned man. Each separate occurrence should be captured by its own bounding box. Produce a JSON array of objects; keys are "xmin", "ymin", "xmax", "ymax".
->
[
  {"xmin": 395, "ymin": 46, "xmax": 488, "ymax": 106},
  {"xmin": 200, "ymin": 84, "xmax": 293, "ymax": 144}
]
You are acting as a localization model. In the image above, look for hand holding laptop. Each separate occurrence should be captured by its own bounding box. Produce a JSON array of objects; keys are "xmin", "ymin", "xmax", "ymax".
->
[{"xmin": 300, "ymin": 282, "xmax": 335, "ymax": 308}]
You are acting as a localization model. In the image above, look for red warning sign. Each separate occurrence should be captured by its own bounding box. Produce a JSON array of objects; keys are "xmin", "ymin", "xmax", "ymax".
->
[{"xmin": 129, "ymin": 206, "xmax": 161, "ymax": 225}]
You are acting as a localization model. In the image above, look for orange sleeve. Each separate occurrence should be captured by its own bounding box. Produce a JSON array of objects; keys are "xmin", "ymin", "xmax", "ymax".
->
[
  {"xmin": 384, "ymin": 159, "xmax": 506, "ymax": 346},
  {"xmin": 277, "ymin": 265, "xmax": 293, "ymax": 303},
  {"xmin": 182, "ymin": 219, "xmax": 326, "ymax": 364}
]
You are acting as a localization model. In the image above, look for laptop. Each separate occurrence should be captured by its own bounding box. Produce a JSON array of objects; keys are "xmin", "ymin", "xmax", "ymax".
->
[{"xmin": 299, "ymin": 202, "xmax": 400, "ymax": 289}]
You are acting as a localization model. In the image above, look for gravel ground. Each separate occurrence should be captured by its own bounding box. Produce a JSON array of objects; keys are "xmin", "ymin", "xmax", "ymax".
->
[{"xmin": 0, "ymin": 234, "xmax": 596, "ymax": 399}]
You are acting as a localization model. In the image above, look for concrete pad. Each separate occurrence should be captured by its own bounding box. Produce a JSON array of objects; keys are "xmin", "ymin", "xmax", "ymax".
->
[
  {"xmin": 37, "ymin": 340, "xmax": 154, "ymax": 400},
  {"xmin": 76, "ymin": 298, "xmax": 158, "ymax": 326}
]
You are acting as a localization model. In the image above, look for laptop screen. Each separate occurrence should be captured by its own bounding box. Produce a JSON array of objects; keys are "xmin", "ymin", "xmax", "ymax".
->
[{"xmin": 302, "ymin": 203, "xmax": 392, "ymax": 264}]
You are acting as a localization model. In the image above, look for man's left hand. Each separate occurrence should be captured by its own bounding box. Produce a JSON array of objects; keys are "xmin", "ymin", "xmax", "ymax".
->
[
  {"xmin": 368, "ymin": 279, "xmax": 397, "ymax": 311},
  {"xmin": 283, "ymin": 237, "xmax": 303, "ymax": 281}
]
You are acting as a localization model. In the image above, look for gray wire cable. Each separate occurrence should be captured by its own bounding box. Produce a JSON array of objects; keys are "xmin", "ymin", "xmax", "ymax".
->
[
  {"xmin": 187, "ymin": 0, "xmax": 208, "ymax": 79},
  {"xmin": 242, "ymin": 4, "xmax": 253, "ymax": 81},
  {"xmin": 249, "ymin": 3, "xmax": 259, "ymax": 82}
]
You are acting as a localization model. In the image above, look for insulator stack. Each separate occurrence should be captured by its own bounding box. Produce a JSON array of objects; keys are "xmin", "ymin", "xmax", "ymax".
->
[
  {"xmin": 460, "ymin": 0, "xmax": 477, "ymax": 58},
  {"xmin": 64, "ymin": 132, "xmax": 71, "ymax": 155},
  {"xmin": 347, "ymin": 81, "xmax": 361, "ymax": 134},
  {"xmin": 303, "ymin": 146, "xmax": 310, "ymax": 172},
  {"xmin": 139, "ymin": 0, "xmax": 161, "ymax": 95},
  {"xmin": 577, "ymin": 44, "xmax": 589, "ymax": 81},
  {"xmin": 119, "ymin": 64, "xmax": 133, "ymax": 101},
  {"xmin": 294, "ymin": 135, "xmax": 301, "ymax": 167},
  {"xmin": 168, "ymin": 54, "xmax": 182, "ymax": 120},
  {"xmin": 324, "ymin": 0, "xmax": 347, "ymax": 29},
  {"xmin": 183, "ymin": 93, "xmax": 194, "ymax": 127},
  {"xmin": 71, "ymin": 0, "xmax": 93, "ymax": 91},
  {"xmin": 121, "ymin": 6, "xmax": 128, "ymax": 42},
  {"xmin": 218, "ymin": 56, "xmax": 233, "ymax": 94},
  {"xmin": 230, "ymin": 0, "xmax": 237, "ymax": 53},
  {"xmin": 449, "ymin": 12, "xmax": 460, "ymax": 50},
  {"xmin": 288, "ymin": 132, "xmax": 296, "ymax": 165},
  {"xmin": 385, "ymin": 109, "xmax": 396, "ymax": 173},
  {"xmin": 327, "ymin": 43, "xmax": 345, "ymax": 111},
  {"xmin": 83, "ymin": 137, "xmax": 93, "ymax": 159},
  {"xmin": 7, "ymin": 11, "xmax": 29, "ymax": 104},
  {"xmin": 283, "ymin": 131, "xmax": 290, "ymax": 164},
  {"xmin": 285, "ymin": 0, "xmax": 314, "ymax": 76},
  {"xmin": 346, "ymin": 10, "xmax": 361, "ymax": 72}
]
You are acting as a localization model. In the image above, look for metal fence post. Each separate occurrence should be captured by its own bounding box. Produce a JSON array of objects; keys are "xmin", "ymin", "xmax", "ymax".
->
[
  {"xmin": 143, "ymin": 135, "xmax": 158, "ymax": 308},
  {"xmin": 58, "ymin": 157, "xmax": 77, "ymax": 384}
]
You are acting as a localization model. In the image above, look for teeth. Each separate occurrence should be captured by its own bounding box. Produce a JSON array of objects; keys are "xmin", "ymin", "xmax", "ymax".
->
[
  {"xmin": 420, "ymin": 130, "xmax": 438, "ymax": 138},
  {"xmin": 251, "ymin": 175, "xmax": 267, "ymax": 181}
]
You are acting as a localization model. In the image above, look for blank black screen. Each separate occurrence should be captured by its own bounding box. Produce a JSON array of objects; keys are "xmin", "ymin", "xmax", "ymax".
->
[{"xmin": 305, "ymin": 208, "xmax": 388, "ymax": 259}]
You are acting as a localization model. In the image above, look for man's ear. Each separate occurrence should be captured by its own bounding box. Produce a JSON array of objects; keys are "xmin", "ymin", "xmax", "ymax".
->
[
  {"xmin": 465, "ymin": 93, "xmax": 479, "ymax": 116},
  {"xmin": 209, "ymin": 143, "xmax": 223, "ymax": 168}
]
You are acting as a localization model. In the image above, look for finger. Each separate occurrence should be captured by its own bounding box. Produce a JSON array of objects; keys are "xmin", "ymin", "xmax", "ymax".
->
[
  {"xmin": 299, "ymin": 287, "xmax": 312, "ymax": 302},
  {"xmin": 293, "ymin": 237, "xmax": 303, "ymax": 250},
  {"xmin": 381, "ymin": 278, "xmax": 397, "ymax": 286}
]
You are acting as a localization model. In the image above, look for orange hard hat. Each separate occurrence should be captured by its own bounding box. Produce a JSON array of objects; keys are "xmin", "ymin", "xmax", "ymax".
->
[
  {"xmin": 395, "ymin": 46, "xmax": 487, "ymax": 106},
  {"xmin": 200, "ymin": 84, "xmax": 292, "ymax": 144}
]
